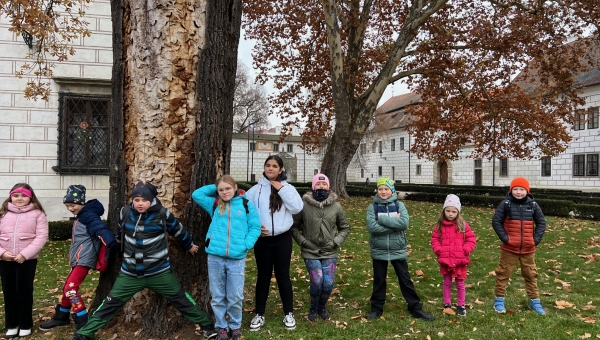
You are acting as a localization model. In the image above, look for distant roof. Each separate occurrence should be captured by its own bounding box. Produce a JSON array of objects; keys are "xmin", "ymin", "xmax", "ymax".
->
[
  {"xmin": 377, "ymin": 92, "xmax": 421, "ymax": 114},
  {"xmin": 514, "ymin": 36, "xmax": 600, "ymax": 93},
  {"xmin": 373, "ymin": 92, "xmax": 421, "ymax": 130}
]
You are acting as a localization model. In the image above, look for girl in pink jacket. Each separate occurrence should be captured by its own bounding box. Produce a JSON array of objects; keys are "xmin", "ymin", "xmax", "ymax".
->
[
  {"xmin": 0, "ymin": 183, "xmax": 49, "ymax": 338},
  {"xmin": 430, "ymin": 194, "xmax": 476, "ymax": 317}
]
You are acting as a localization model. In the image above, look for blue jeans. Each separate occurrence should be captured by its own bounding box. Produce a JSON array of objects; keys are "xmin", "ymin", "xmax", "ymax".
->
[
  {"xmin": 304, "ymin": 258, "xmax": 337, "ymax": 310},
  {"xmin": 207, "ymin": 254, "xmax": 246, "ymax": 329}
]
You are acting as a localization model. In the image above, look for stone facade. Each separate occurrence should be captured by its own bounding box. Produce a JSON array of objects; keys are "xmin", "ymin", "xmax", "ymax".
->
[
  {"xmin": 231, "ymin": 129, "xmax": 325, "ymax": 184},
  {"xmin": 349, "ymin": 85, "xmax": 600, "ymax": 191},
  {"xmin": 0, "ymin": 1, "xmax": 112, "ymax": 220}
]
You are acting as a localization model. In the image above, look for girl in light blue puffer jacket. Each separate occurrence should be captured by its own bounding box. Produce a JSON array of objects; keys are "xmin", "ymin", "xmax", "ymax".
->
[{"xmin": 192, "ymin": 175, "xmax": 261, "ymax": 339}]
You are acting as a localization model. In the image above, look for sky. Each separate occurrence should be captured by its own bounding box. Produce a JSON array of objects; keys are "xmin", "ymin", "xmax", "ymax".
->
[{"xmin": 238, "ymin": 37, "xmax": 410, "ymax": 128}]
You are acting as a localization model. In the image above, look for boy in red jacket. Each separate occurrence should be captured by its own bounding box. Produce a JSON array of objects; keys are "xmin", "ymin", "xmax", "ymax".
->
[{"xmin": 491, "ymin": 177, "xmax": 547, "ymax": 315}]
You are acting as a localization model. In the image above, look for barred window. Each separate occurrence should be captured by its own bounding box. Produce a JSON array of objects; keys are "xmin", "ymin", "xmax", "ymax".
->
[
  {"xmin": 416, "ymin": 164, "xmax": 422, "ymax": 175},
  {"xmin": 400, "ymin": 137, "xmax": 405, "ymax": 150},
  {"xmin": 53, "ymin": 95, "xmax": 110, "ymax": 174},
  {"xmin": 474, "ymin": 159, "xmax": 482, "ymax": 168},
  {"xmin": 390, "ymin": 139, "xmax": 395, "ymax": 152},
  {"xmin": 287, "ymin": 144, "xmax": 293, "ymax": 152},
  {"xmin": 273, "ymin": 143, "xmax": 279, "ymax": 152}
]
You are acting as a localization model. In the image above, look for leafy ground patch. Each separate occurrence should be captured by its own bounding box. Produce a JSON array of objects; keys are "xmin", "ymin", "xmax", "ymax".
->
[{"xmin": 2, "ymin": 199, "xmax": 599, "ymax": 339}]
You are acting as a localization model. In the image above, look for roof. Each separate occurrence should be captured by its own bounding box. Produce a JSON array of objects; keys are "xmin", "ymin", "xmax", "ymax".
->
[
  {"xmin": 373, "ymin": 92, "xmax": 421, "ymax": 130},
  {"xmin": 514, "ymin": 36, "xmax": 600, "ymax": 93}
]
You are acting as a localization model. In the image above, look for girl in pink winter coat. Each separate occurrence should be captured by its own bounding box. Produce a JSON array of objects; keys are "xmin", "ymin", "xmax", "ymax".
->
[
  {"xmin": 0, "ymin": 183, "xmax": 49, "ymax": 338},
  {"xmin": 430, "ymin": 194, "xmax": 476, "ymax": 317}
]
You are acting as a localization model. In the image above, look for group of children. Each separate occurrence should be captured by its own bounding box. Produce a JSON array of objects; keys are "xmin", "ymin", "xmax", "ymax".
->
[{"xmin": 0, "ymin": 158, "xmax": 548, "ymax": 339}]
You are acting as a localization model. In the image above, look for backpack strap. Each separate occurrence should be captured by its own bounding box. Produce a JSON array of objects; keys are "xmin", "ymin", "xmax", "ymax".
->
[
  {"xmin": 159, "ymin": 207, "xmax": 168, "ymax": 232},
  {"xmin": 373, "ymin": 202, "xmax": 379, "ymax": 221},
  {"xmin": 212, "ymin": 198, "xmax": 250, "ymax": 215},
  {"xmin": 118, "ymin": 206, "xmax": 130, "ymax": 253}
]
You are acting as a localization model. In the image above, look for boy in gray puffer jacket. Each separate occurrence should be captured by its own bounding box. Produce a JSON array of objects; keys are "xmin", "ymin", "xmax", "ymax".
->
[{"xmin": 40, "ymin": 185, "xmax": 117, "ymax": 331}]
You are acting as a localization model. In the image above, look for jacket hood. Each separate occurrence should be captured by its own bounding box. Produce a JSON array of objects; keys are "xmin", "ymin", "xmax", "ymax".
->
[
  {"xmin": 257, "ymin": 177, "xmax": 289, "ymax": 186},
  {"xmin": 80, "ymin": 199, "xmax": 105, "ymax": 217},
  {"xmin": 374, "ymin": 192, "xmax": 398, "ymax": 204},
  {"xmin": 303, "ymin": 191, "xmax": 338, "ymax": 208},
  {"xmin": 507, "ymin": 192, "xmax": 534, "ymax": 203},
  {"xmin": 7, "ymin": 203, "xmax": 36, "ymax": 213},
  {"xmin": 130, "ymin": 197, "xmax": 164, "ymax": 214}
]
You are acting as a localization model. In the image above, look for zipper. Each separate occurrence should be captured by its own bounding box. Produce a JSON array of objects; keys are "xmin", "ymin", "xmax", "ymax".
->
[
  {"xmin": 13, "ymin": 212, "xmax": 21, "ymax": 254},
  {"xmin": 519, "ymin": 205, "xmax": 524, "ymax": 253},
  {"xmin": 386, "ymin": 203, "xmax": 391, "ymax": 261},
  {"xmin": 226, "ymin": 204, "xmax": 231, "ymax": 258}
]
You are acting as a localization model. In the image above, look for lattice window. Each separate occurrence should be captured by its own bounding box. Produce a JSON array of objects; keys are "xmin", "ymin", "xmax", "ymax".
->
[
  {"xmin": 53, "ymin": 95, "xmax": 110, "ymax": 174},
  {"xmin": 541, "ymin": 157, "xmax": 551, "ymax": 177}
]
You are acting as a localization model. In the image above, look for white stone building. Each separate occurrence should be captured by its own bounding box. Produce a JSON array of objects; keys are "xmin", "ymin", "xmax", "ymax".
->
[
  {"xmin": 0, "ymin": 2, "xmax": 324, "ymax": 220},
  {"xmin": 0, "ymin": 1, "xmax": 112, "ymax": 220},
  {"xmin": 231, "ymin": 127, "xmax": 325, "ymax": 184},
  {"xmin": 349, "ymin": 85, "xmax": 600, "ymax": 191}
]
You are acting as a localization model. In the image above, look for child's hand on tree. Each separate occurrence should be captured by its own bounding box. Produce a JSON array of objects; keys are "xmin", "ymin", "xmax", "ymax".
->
[{"xmin": 188, "ymin": 244, "xmax": 199, "ymax": 255}]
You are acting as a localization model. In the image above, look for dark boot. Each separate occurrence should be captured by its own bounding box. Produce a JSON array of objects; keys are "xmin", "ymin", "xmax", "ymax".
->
[
  {"xmin": 39, "ymin": 305, "xmax": 70, "ymax": 331},
  {"xmin": 72, "ymin": 313, "xmax": 89, "ymax": 330},
  {"xmin": 71, "ymin": 334, "xmax": 91, "ymax": 340}
]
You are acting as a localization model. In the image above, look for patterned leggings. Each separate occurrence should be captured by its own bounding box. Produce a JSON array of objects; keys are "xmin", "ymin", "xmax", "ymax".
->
[{"xmin": 304, "ymin": 258, "xmax": 337, "ymax": 310}]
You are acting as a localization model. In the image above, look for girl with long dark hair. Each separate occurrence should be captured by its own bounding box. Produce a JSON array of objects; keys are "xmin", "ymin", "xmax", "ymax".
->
[{"xmin": 246, "ymin": 155, "xmax": 303, "ymax": 331}]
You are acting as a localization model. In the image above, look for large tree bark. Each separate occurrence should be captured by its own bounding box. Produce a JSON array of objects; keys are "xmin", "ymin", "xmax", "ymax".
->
[{"xmin": 93, "ymin": 0, "xmax": 241, "ymax": 337}]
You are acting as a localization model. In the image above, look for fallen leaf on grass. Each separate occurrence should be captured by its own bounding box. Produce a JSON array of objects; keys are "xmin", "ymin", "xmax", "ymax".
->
[
  {"xmin": 474, "ymin": 299, "xmax": 484, "ymax": 305},
  {"xmin": 555, "ymin": 300, "xmax": 575, "ymax": 309},
  {"xmin": 580, "ymin": 317, "xmax": 596, "ymax": 324},
  {"xmin": 415, "ymin": 269, "xmax": 425, "ymax": 278},
  {"xmin": 443, "ymin": 308, "xmax": 456, "ymax": 315},
  {"xmin": 579, "ymin": 333, "xmax": 591, "ymax": 339}
]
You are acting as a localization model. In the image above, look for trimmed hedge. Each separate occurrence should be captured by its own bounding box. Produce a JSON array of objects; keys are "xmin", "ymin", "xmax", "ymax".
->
[
  {"xmin": 404, "ymin": 192, "xmax": 598, "ymax": 220},
  {"xmin": 48, "ymin": 220, "xmax": 73, "ymax": 241}
]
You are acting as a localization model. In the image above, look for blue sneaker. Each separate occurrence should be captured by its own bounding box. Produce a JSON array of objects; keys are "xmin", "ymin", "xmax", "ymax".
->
[
  {"xmin": 494, "ymin": 297, "xmax": 506, "ymax": 313},
  {"xmin": 529, "ymin": 299, "xmax": 546, "ymax": 315}
]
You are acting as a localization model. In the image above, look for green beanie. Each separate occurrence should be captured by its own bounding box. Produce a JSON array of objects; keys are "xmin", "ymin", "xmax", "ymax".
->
[{"xmin": 376, "ymin": 177, "xmax": 395, "ymax": 193}]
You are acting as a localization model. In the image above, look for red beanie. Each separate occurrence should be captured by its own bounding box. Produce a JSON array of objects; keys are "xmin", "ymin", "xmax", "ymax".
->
[{"xmin": 510, "ymin": 177, "xmax": 530, "ymax": 193}]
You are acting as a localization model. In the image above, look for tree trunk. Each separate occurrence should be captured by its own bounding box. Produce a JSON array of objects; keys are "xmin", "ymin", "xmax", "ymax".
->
[
  {"xmin": 93, "ymin": 0, "xmax": 241, "ymax": 337},
  {"xmin": 321, "ymin": 101, "xmax": 376, "ymax": 198}
]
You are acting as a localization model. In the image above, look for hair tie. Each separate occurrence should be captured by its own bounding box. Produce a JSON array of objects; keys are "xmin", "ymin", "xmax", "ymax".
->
[{"xmin": 10, "ymin": 188, "xmax": 32, "ymax": 199}]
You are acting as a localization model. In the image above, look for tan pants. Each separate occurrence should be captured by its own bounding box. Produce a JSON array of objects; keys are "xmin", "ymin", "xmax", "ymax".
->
[{"xmin": 494, "ymin": 249, "xmax": 539, "ymax": 299}]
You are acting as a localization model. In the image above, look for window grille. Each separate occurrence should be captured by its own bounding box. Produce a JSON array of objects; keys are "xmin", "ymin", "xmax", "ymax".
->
[{"xmin": 53, "ymin": 95, "xmax": 110, "ymax": 174}]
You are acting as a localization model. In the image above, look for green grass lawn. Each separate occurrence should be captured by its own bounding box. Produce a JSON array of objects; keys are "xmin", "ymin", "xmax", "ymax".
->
[{"xmin": 3, "ymin": 198, "xmax": 600, "ymax": 339}]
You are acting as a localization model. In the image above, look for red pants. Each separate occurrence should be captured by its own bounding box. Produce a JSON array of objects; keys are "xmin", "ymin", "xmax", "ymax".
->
[{"xmin": 60, "ymin": 266, "xmax": 90, "ymax": 313}]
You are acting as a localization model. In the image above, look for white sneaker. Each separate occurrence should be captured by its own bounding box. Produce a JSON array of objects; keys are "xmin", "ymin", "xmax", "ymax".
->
[
  {"xmin": 5, "ymin": 328, "xmax": 18, "ymax": 338},
  {"xmin": 18, "ymin": 329, "xmax": 31, "ymax": 337},
  {"xmin": 283, "ymin": 312, "xmax": 296, "ymax": 330},
  {"xmin": 249, "ymin": 314, "xmax": 264, "ymax": 331}
]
